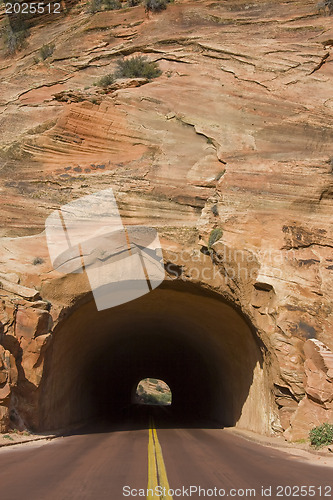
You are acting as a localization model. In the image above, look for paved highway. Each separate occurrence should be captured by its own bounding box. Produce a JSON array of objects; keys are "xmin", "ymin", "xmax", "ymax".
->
[{"xmin": 0, "ymin": 407, "xmax": 331, "ymax": 500}]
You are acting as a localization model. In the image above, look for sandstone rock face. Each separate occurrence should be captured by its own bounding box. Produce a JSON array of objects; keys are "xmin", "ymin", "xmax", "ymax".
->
[
  {"xmin": 0, "ymin": 0, "xmax": 332, "ymax": 436},
  {"xmin": 0, "ymin": 346, "xmax": 18, "ymax": 431},
  {"xmin": 285, "ymin": 339, "xmax": 333, "ymax": 441}
]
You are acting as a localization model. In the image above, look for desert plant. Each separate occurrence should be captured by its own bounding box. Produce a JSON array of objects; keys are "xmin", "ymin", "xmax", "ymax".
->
[
  {"xmin": 87, "ymin": 0, "xmax": 121, "ymax": 11},
  {"xmin": 318, "ymin": 0, "xmax": 333, "ymax": 14},
  {"xmin": 87, "ymin": 0, "xmax": 103, "ymax": 12},
  {"xmin": 127, "ymin": 0, "xmax": 141, "ymax": 5},
  {"xmin": 160, "ymin": 392, "xmax": 171, "ymax": 404},
  {"xmin": 40, "ymin": 43, "xmax": 55, "ymax": 61},
  {"xmin": 326, "ymin": 0, "xmax": 333, "ymax": 12},
  {"xmin": 95, "ymin": 73, "xmax": 115, "ymax": 87},
  {"xmin": 115, "ymin": 56, "xmax": 161, "ymax": 79},
  {"xmin": 2, "ymin": 3, "xmax": 31, "ymax": 54},
  {"xmin": 215, "ymin": 169, "xmax": 225, "ymax": 181},
  {"xmin": 211, "ymin": 204, "xmax": 219, "ymax": 216},
  {"xmin": 103, "ymin": 0, "xmax": 122, "ymax": 9},
  {"xmin": 144, "ymin": 0, "xmax": 167, "ymax": 12},
  {"xmin": 208, "ymin": 228, "xmax": 223, "ymax": 250},
  {"xmin": 3, "ymin": 434, "xmax": 14, "ymax": 440},
  {"xmin": 309, "ymin": 423, "xmax": 333, "ymax": 448},
  {"xmin": 33, "ymin": 257, "xmax": 44, "ymax": 265},
  {"xmin": 3, "ymin": 18, "xmax": 29, "ymax": 54}
]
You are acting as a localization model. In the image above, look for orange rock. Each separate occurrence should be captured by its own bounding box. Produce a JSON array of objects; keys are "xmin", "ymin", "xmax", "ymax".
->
[{"xmin": 15, "ymin": 308, "xmax": 52, "ymax": 340}]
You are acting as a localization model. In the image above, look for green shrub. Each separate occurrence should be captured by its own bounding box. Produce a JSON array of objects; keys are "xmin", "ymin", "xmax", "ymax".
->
[
  {"xmin": 3, "ymin": 5, "xmax": 31, "ymax": 54},
  {"xmin": 215, "ymin": 169, "xmax": 225, "ymax": 181},
  {"xmin": 3, "ymin": 434, "xmax": 14, "ymax": 440},
  {"xmin": 127, "ymin": 0, "xmax": 141, "ymax": 5},
  {"xmin": 325, "ymin": 0, "xmax": 333, "ymax": 13},
  {"xmin": 211, "ymin": 204, "xmax": 218, "ymax": 216},
  {"xmin": 3, "ymin": 19, "xmax": 29, "ymax": 55},
  {"xmin": 33, "ymin": 257, "xmax": 44, "ymax": 265},
  {"xmin": 115, "ymin": 56, "xmax": 161, "ymax": 79},
  {"xmin": 160, "ymin": 392, "xmax": 171, "ymax": 404},
  {"xmin": 95, "ymin": 73, "xmax": 115, "ymax": 87},
  {"xmin": 208, "ymin": 228, "xmax": 223, "ymax": 250},
  {"xmin": 104, "ymin": 0, "xmax": 122, "ymax": 9},
  {"xmin": 87, "ymin": 0, "xmax": 121, "ymax": 12},
  {"xmin": 40, "ymin": 43, "xmax": 55, "ymax": 61},
  {"xmin": 87, "ymin": 0, "xmax": 102, "ymax": 12},
  {"xmin": 144, "ymin": 0, "xmax": 167, "ymax": 12},
  {"xmin": 309, "ymin": 423, "xmax": 333, "ymax": 448},
  {"xmin": 140, "ymin": 391, "xmax": 171, "ymax": 405},
  {"xmin": 318, "ymin": 0, "xmax": 333, "ymax": 14}
]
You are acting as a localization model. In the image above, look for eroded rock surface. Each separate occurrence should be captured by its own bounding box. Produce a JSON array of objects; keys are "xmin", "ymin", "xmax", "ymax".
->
[
  {"xmin": 0, "ymin": 0, "xmax": 332, "ymax": 437},
  {"xmin": 285, "ymin": 339, "xmax": 333, "ymax": 440}
]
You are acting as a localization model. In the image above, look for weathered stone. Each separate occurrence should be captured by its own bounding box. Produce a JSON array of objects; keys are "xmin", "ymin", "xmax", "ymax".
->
[
  {"xmin": 279, "ymin": 407, "xmax": 298, "ymax": 432},
  {"xmin": 285, "ymin": 340, "xmax": 333, "ymax": 441},
  {"xmin": 0, "ymin": 345, "xmax": 18, "ymax": 430},
  {"xmin": 304, "ymin": 339, "xmax": 333, "ymax": 407},
  {"xmin": 0, "ymin": 405, "xmax": 9, "ymax": 432},
  {"xmin": 285, "ymin": 397, "xmax": 333, "ymax": 442},
  {"xmin": 0, "ymin": 280, "xmax": 40, "ymax": 301},
  {"xmin": 20, "ymin": 334, "xmax": 52, "ymax": 386},
  {"xmin": 0, "ymin": 346, "xmax": 18, "ymax": 388},
  {"xmin": 0, "ymin": 0, "xmax": 332, "ymax": 434},
  {"xmin": 15, "ymin": 308, "xmax": 52, "ymax": 340}
]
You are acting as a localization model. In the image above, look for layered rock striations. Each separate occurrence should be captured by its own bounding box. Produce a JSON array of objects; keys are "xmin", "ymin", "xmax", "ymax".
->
[{"xmin": 0, "ymin": 0, "xmax": 332, "ymax": 438}]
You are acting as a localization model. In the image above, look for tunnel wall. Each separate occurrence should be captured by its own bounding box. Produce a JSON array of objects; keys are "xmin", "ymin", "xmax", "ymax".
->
[{"xmin": 38, "ymin": 282, "xmax": 275, "ymax": 434}]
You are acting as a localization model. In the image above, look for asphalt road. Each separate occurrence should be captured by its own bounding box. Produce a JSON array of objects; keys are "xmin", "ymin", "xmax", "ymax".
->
[{"xmin": 0, "ymin": 407, "xmax": 332, "ymax": 500}]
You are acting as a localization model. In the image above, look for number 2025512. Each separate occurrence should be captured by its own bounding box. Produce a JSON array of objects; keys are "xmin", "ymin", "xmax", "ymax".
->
[{"xmin": 5, "ymin": 3, "xmax": 61, "ymax": 14}]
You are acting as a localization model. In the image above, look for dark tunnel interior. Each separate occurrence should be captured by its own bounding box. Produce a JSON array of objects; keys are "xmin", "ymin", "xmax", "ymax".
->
[{"xmin": 38, "ymin": 282, "xmax": 273, "ymax": 433}]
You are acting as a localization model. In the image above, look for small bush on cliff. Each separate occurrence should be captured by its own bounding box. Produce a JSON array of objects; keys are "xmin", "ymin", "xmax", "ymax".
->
[
  {"xmin": 318, "ymin": 0, "xmax": 333, "ymax": 14},
  {"xmin": 87, "ymin": 0, "xmax": 101, "ymax": 12},
  {"xmin": 95, "ymin": 73, "xmax": 115, "ymax": 87},
  {"xmin": 115, "ymin": 56, "xmax": 161, "ymax": 79},
  {"xmin": 40, "ymin": 43, "xmax": 55, "ymax": 61},
  {"xmin": 104, "ymin": 0, "xmax": 122, "ymax": 10},
  {"xmin": 208, "ymin": 228, "xmax": 223, "ymax": 250},
  {"xmin": 309, "ymin": 423, "xmax": 333, "ymax": 448},
  {"xmin": 33, "ymin": 257, "xmax": 44, "ymax": 265},
  {"xmin": 3, "ymin": 15, "xmax": 29, "ymax": 55},
  {"xmin": 3, "ymin": 434, "xmax": 14, "ymax": 440},
  {"xmin": 87, "ymin": 0, "xmax": 121, "ymax": 12},
  {"xmin": 144, "ymin": 0, "xmax": 170, "ymax": 12}
]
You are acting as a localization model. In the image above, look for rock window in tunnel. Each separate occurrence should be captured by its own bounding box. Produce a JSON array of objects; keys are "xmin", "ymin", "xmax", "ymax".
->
[{"xmin": 135, "ymin": 378, "xmax": 172, "ymax": 406}]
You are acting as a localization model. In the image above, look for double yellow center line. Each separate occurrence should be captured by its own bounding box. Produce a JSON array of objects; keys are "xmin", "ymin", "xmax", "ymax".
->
[{"xmin": 147, "ymin": 417, "xmax": 173, "ymax": 500}]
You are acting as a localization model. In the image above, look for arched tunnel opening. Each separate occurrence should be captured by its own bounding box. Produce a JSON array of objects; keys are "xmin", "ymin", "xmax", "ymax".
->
[{"xmin": 38, "ymin": 281, "xmax": 274, "ymax": 434}]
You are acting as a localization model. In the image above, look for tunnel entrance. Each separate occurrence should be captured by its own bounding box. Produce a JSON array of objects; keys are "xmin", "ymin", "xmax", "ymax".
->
[
  {"xmin": 134, "ymin": 378, "xmax": 172, "ymax": 406},
  {"xmin": 38, "ymin": 281, "xmax": 274, "ymax": 434}
]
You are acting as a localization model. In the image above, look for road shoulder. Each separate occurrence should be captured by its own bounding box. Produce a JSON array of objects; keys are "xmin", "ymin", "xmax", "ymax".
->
[{"xmin": 224, "ymin": 427, "xmax": 333, "ymax": 468}]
